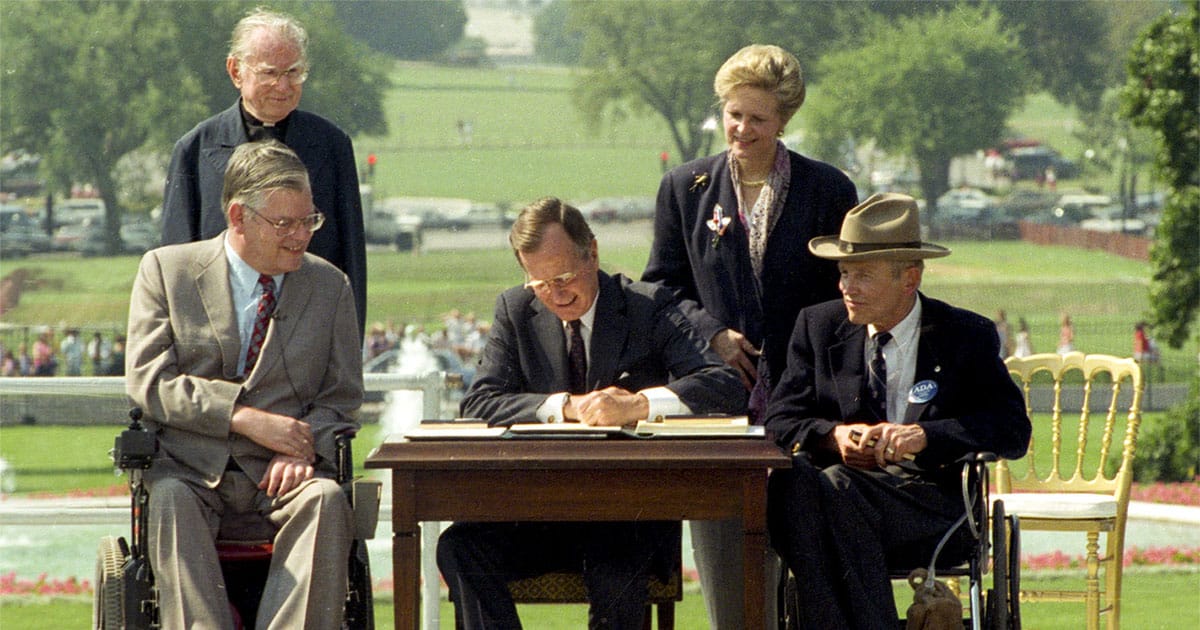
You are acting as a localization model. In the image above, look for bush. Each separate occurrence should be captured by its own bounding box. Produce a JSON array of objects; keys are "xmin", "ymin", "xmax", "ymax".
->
[{"xmin": 1132, "ymin": 374, "xmax": 1200, "ymax": 482}]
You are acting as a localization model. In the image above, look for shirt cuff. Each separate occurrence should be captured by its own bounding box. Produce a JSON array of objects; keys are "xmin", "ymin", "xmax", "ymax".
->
[
  {"xmin": 536, "ymin": 392, "xmax": 570, "ymax": 424},
  {"xmin": 639, "ymin": 386, "xmax": 690, "ymax": 422}
]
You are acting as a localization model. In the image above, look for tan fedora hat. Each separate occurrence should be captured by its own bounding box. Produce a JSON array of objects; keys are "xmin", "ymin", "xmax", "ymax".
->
[{"xmin": 808, "ymin": 192, "xmax": 951, "ymax": 261}]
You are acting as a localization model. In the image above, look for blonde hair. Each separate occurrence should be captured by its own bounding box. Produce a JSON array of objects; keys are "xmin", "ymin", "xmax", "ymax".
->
[{"xmin": 713, "ymin": 44, "xmax": 806, "ymax": 124}]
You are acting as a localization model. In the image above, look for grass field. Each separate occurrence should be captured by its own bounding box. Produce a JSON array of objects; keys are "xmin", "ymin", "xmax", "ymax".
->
[{"xmin": 2, "ymin": 571, "xmax": 1198, "ymax": 629}]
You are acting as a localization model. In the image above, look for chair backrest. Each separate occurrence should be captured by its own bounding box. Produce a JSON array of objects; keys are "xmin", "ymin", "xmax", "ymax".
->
[{"xmin": 997, "ymin": 352, "xmax": 1143, "ymax": 501}]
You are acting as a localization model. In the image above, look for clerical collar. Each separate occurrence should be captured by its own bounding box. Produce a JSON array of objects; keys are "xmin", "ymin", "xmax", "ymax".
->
[{"xmin": 239, "ymin": 102, "xmax": 290, "ymax": 142}]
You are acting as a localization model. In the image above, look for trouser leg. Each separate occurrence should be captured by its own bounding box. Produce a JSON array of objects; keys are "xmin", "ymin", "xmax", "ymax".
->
[
  {"xmin": 691, "ymin": 519, "xmax": 780, "ymax": 629},
  {"xmin": 437, "ymin": 522, "xmax": 524, "ymax": 630},
  {"xmin": 581, "ymin": 522, "xmax": 672, "ymax": 630},
  {"xmin": 258, "ymin": 477, "xmax": 353, "ymax": 630},
  {"xmin": 146, "ymin": 476, "xmax": 232, "ymax": 630}
]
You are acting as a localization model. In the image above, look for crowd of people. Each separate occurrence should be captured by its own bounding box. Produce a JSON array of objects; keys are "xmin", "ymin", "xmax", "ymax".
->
[
  {"xmin": 0, "ymin": 328, "xmax": 125, "ymax": 377},
  {"xmin": 361, "ymin": 309, "xmax": 491, "ymax": 368}
]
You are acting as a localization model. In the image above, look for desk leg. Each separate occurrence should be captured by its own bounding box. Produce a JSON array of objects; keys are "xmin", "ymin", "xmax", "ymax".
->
[
  {"xmin": 742, "ymin": 472, "xmax": 769, "ymax": 628},
  {"xmin": 392, "ymin": 470, "xmax": 420, "ymax": 630}
]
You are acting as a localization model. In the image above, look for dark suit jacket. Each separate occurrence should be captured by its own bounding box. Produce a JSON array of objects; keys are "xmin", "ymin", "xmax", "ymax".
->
[
  {"xmin": 642, "ymin": 150, "xmax": 858, "ymax": 385},
  {"xmin": 461, "ymin": 271, "xmax": 746, "ymax": 425},
  {"xmin": 763, "ymin": 294, "xmax": 1030, "ymax": 484},
  {"xmin": 124, "ymin": 234, "xmax": 362, "ymax": 487},
  {"xmin": 160, "ymin": 101, "xmax": 367, "ymax": 336}
]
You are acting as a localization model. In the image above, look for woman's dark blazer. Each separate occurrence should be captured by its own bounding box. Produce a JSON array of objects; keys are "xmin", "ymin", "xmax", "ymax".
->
[{"xmin": 642, "ymin": 149, "xmax": 858, "ymax": 387}]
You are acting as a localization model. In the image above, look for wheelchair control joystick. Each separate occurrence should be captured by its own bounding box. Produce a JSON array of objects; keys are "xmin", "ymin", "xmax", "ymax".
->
[{"xmin": 113, "ymin": 407, "xmax": 157, "ymax": 471}]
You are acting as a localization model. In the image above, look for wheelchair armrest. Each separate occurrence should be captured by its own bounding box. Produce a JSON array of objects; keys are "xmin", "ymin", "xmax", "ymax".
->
[
  {"xmin": 334, "ymin": 429, "xmax": 359, "ymax": 484},
  {"xmin": 350, "ymin": 478, "xmax": 382, "ymax": 540}
]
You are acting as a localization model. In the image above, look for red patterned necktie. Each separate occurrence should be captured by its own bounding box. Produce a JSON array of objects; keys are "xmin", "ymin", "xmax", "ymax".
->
[{"xmin": 244, "ymin": 274, "xmax": 276, "ymax": 376}]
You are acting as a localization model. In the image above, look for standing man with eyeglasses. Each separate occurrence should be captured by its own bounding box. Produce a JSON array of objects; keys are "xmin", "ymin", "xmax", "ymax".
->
[
  {"xmin": 127, "ymin": 140, "xmax": 362, "ymax": 629},
  {"xmin": 437, "ymin": 197, "xmax": 745, "ymax": 629},
  {"xmin": 161, "ymin": 7, "xmax": 367, "ymax": 338}
]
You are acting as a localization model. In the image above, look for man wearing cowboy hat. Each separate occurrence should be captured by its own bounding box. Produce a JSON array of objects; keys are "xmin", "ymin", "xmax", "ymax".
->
[{"xmin": 763, "ymin": 193, "xmax": 1030, "ymax": 629}]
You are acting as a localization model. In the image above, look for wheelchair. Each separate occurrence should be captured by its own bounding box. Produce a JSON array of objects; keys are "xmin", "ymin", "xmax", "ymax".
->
[
  {"xmin": 778, "ymin": 453, "xmax": 1022, "ymax": 630},
  {"xmin": 93, "ymin": 408, "xmax": 381, "ymax": 630}
]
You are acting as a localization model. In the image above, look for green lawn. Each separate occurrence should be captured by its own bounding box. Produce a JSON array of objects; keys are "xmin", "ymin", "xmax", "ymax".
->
[{"xmin": 3, "ymin": 571, "xmax": 1197, "ymax": 629}]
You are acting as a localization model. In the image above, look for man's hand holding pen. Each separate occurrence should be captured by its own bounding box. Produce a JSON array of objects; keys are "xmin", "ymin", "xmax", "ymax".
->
[{"xmin": 563, "ymin": 386, "xmax": 649, "ymax": 427}]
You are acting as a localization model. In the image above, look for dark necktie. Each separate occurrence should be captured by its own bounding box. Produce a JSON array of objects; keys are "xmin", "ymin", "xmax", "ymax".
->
[
  {"xmin": 867, "ymin": 331, "xmax": 892, "ymax": 421},
  {"xmin": 567, "ymin": 319, "xmax": 587, "ymax": 394},
  {"xmin": 244, "ymin": 274, "xmax": 277, "ymax": 376}
]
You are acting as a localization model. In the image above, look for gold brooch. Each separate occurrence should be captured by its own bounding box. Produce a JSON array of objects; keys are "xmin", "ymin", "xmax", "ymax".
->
[{"xmin": 690, "ymin": 173, "xmax": 709, "ymax": 192}]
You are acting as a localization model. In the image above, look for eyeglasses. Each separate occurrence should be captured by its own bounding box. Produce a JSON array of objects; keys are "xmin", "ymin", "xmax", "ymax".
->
[
  {"xmin": 245, "ymin": 63, "xmax": 309, "ymax": 86},
  {"xmin": 523, "ymin": 270, "xmax": 579, "ymax": 293},
  {"xmin": 246, "ymin": 207, "xmax": 325, "ymax": 237}
]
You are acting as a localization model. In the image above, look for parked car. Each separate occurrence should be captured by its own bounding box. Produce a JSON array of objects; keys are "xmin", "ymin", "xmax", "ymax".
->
[
  {"xmin": 577, "ymin": 196, "xmax": 655, "ymax": 223},
  {"xmin": 120, "ymin": 221, "xmax": 160, "ymax": 254},
  {"xmin": 1048, "ymin": 194, "xmax": 1112, "ymax": 224},
  {"xmin": 1005, "ymin": 146, "xmax": 1077, "ymax": 181},
  {"xmin": 1079, "ymin": 205, "xmax": 1147, "ymax": 235},
  {"xmin": 0, "ymin": 205, "xmax": 52, "ymax": 254},
  {"xmin": 933, "ymin": 188, "xmax": 1017, "ymax": 239},
  {"xmin": 52, "ymin": 198, "xmax": 106, "ymax": 227}
]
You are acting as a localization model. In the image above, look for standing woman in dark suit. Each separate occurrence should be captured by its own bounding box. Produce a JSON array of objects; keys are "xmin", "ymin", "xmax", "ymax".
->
[{"xmin": 641, "ymin": 44, "xmax": 858, "ymax": 629}]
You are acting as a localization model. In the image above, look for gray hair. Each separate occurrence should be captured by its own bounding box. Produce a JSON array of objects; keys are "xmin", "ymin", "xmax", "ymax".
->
[
  {"xmin": 221, "ymin": 140, "xmax": 310, "ymax": 221},
  {"xmin": 229, "ymin": 7, "xmax": 309, "ymax": 68},
  {"xmin": 508, "ymin": 197, "xmax": 594, "ymax": 264}
]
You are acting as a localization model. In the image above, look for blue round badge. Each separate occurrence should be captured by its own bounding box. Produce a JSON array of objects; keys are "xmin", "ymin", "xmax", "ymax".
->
[{"xmin": 908, "ymin": 380, "xmax": 938, "ymax": 404}]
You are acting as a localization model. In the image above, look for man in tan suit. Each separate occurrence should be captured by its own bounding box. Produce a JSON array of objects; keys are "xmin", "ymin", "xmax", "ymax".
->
[{"xmin": 126, "ymin": 140, "xmax": 362, "ymax": 629}]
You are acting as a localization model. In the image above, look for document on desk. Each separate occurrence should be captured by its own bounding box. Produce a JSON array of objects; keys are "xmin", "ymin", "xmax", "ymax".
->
[
  {"xmin": 633, "ymin": 415, "xmax": 764, "ymax": 438},
  {"xmin": 506, "ymin": 423, "xmax": 625, "ymax": 438},
  {"xmin": 401, "ymin": 419, "xmax": 507, "ymax": 440}
]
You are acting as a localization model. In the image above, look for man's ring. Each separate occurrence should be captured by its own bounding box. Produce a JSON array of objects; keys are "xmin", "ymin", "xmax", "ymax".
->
[{"xmin": 886, "ymin": 447, "xmax": 896, "ymax": 455}]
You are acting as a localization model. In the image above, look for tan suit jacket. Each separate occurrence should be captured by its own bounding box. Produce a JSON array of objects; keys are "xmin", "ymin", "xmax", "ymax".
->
[{"xmin": 125, "ymin": 233, "xmax": 362, "ymax": 486}]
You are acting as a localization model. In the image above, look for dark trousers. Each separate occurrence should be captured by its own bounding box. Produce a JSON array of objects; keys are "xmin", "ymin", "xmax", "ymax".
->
[
  {"xmin": 437, "ymin": 521, "xmax": 676, "ymax": 630},
  {"xmin": 767, "ymin": 454, "xmax": 972, "ymax": 630}
]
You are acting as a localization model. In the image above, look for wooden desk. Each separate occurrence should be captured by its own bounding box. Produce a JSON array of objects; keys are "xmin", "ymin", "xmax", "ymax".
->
[{"xmin": 365, "ymin": 437, "xmax": 790, "ymax": 630}]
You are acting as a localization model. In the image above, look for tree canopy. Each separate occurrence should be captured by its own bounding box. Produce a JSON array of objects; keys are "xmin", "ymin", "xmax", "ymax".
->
[
  {"xmin": 0, "ymin": 0, "xmax": 208, "ymax": 253},
  {"xmin": 0, "ymin": 1, "xmax": 389, "ymax": 254},
  {"xmin": 804, "ymin": 6, "xmax": 1031, "ymax": 220},
  {"xmin": 1120, "ymin": 0, "xmax": 1199, "ymax": 349},
  {"xmin": 333, "ymin": 0, "xmax": 467, "ymax": 61}
]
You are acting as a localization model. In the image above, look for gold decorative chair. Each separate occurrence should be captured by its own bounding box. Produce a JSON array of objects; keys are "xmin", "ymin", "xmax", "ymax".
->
[
  {"xmin": 996, "ymin": 352, "xmax": 1143, "ymax": 630},
  {"xmin": 507, "ymin": 563, "xmax": 681, "ymax": 630}
]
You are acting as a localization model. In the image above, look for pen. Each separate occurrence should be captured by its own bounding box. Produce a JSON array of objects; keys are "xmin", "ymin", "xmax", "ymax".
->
[{"xmin": 849, "ymin": 429, "xmax": 916, "ymax": 461}]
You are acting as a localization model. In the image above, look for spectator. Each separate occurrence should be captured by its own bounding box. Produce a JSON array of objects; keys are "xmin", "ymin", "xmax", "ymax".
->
[
  {"xmin": 160, "ymin": 7, "xmax": 367, "ymax": 339},
  {"xmin": 1013, "ymin": 317, "xmax": 1034, "ymax": 358},
  {"xmin": 364, "ymin": 322, "xmax": 391, "ymax": 361},
  {"xmin": 16, "ymin": 342, "xmax": 31, "ymax": 376},
  {"xmin": 641, "ymin": 43, "xmax": 857, "ymax": 628},
  {"xmin": 994, "ymin": 310, "xmax": 1014, "ymax": 358},
  {"xmin": 1, "ymin": 350, "xmax": 17, "ymax": 377},
  {"xmin": 103, "ymin": 335, "xmax": 126, "ymax": 377},
  {"xmin": 1133, "ymin": 321, "xmax": 1163, "ymax": 382},
  {"xmin": 88, "ymin": 331, "xmax": 111, "ymax": 376},
  {"xmin": 1057, "ymin": 313, "xmax": 1075, "ymax": 355},
  {"xmin": 31, "ymin": 331, "xmax": 56, "ymax": 376},
  {"xmin": 60, "ymin": 328, "xmax": 84, "ymax": 376}
]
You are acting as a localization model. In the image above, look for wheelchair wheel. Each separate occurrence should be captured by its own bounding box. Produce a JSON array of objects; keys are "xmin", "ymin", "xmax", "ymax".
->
[
  {"xmin": 344, "ymin": 540, "xmax": 375, "ymax": 630},
  {"xmin": 986, "ymin": 501, "xmax": 1015, "ymax": 630},
  {"xmin": 1006, "ymin": 514, "xmax": 1021, "ymax": 630},
  {"xmin": 93, "ymin": 536, "xmax": 127, "ymax": 630}
]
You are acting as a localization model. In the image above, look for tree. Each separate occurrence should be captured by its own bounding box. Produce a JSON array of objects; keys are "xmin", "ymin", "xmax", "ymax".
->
[
  {"xmin": 566, "ymin": 0, "xmax": 853, "ymax": 164},
  {"xmin": 533, "ymin": 0, "xmax": 581, "ymax": 65},
  {"xmin": 333, "ymin": 0, "xmax": 467, "ymax": 61},
  {"xmin": 1120, "ymin": 0, "xmax": 1199, "ymax": 350},
  {"xmin": 1, "ymin": 1, "xmax": 208, "ymax": 254},
  {"xmin": 803, "ymin": 6, "xmax": 1031, "ymax": 223}
]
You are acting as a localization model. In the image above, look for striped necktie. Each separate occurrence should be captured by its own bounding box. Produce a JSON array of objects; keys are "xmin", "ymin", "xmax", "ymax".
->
[{"xmin": 244, "ymin": 274, "xmax": 276, "ymax": 376}]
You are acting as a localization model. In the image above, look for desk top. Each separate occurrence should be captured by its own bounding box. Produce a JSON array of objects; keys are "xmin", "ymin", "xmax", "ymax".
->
[{"xmin": 365, "ymin": 436, "xmax": 791, "ymax": 471}]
